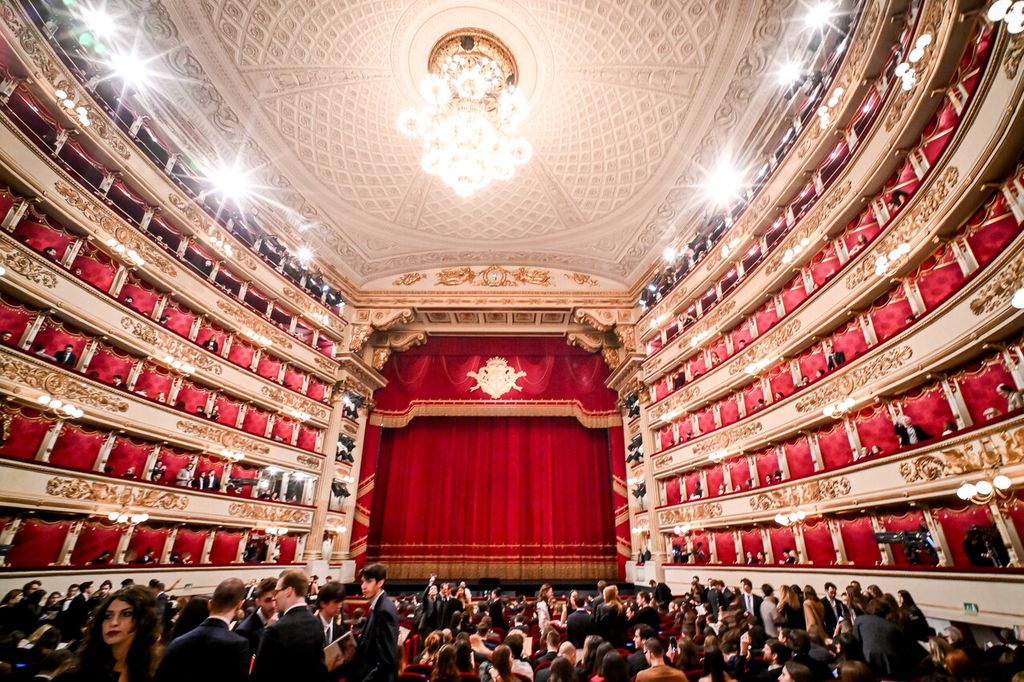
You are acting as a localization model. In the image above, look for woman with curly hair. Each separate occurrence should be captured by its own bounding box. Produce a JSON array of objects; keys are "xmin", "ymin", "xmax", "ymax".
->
[{"xmin": 56, "ymin": 586, "xmax": 161, "ymax": 682}]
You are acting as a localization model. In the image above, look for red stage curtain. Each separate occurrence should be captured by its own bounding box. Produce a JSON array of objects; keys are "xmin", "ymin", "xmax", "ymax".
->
[
  {"xmin": 0, "ymin": 408, "xmax": 53, "ymax": 461},
  {"xmin": 48, "ymin": 423, "xmax": 104, "ymax": 471},
  {"xmin": 70, "ymin": 521, "xmax": 123, "ymax": 566},
  {"xmin": 127, "ymin": 527, "xmax": 169, "ymax": 564},
  {"xmin": 171, "ymin": 529, "xmax": 207, "ymax": 562},
  {"xmin": 209, "ymin": 530, "xmax": 243, "ymax": 564},
  {"xmin": 934, "ymin": 504, "xmax": 996, "ymax": 569},
  {"xmin": 105, "ymin": 437, "xmax": 152, "ymax": 477},
  {"xmin": 838, "ymin": 516, "xmax": 881, "ymax": 566},
  {"xmin": 817, "ymin": 423, "xmax": 854, "ymax": 470},
  {"xmin": 366, "ymin": 417, "xmax": 616, "ymax": 580},
  {"xmin": 783, "ymin": 437, "xmax": 815, "ymax": 480},
  {"xmin": 802, "ymin": 520, "xmax": 836, "ymax": 566},
  {"xmin": 954, "ymin": 359, "xmax": 1015, "ymax": 423},
  {"xmin": 277, "ymin": 535, "xmax": 298, "ymax": 564},
  {"xmin": 713, "ymin": 531, "xmax": 738, "ymax": 565},
  {"xmin": 7, "ymin": 519, "xmax": 70, "ymax": 567}
]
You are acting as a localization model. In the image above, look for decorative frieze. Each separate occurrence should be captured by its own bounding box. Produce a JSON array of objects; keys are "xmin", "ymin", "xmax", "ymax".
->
[
  {"xmin": 728, "ymin": 318, "xmax": 803, "ymax": 376},
  {"xmin": 764, "ymin": 181, "xmax": 852, "ymax": 276},
  {"xmin": 46, "ymin": 476, "xmax": 189, "ymax": 510},
  {"xmin": 657, "ymin": 502, "xmax": 723, "ymax": 527},
  {"xmin": 0, "ymin": 354, "xmax": 129, "ymax": 412},
  {"xmin": 899, "ymin": 425, "xmax": 1024, "ymax": 483},
  {"xmin": 794, "ymin": 345, "xmax": 913, "ymax": 413},
  {"xmin": 0, "ymin": 241, "xmax": 58, "ymax": 288},
  {"xmin": 174, "ymin": 420, "xmax": 270, "ymax": 455},
  {"xmin": 227, "ymin": 502, "xmax": 312, "ymax": 525},
  {"xmin": 120, "ymin": 317, "xmax": 223, "ymax": 375},
  {"xmin": 295, "ymin": 454, "xmax": 322, "ymax": 472},
  {"xmin": 694, "ymin": 420, "xmax": 763, "ymax": 456},
  {"xmin": 748, "ymin": 477, "xmax": 852, "ymax": 511},
  {"xmin": 969, "ymin": 257, "xmax": 1024, "ymax": 316}
]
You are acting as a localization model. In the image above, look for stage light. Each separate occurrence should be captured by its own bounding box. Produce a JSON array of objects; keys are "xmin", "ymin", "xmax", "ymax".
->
[
  {"xmin": 804, "ymin": 2, "xmax": 833, "ymax": 29},
  {"xmin": 77, "ymin": 3, "xmax": 117, "ymax": 41},
  {"xmin": 778, "ymin": 61, "xmax": 803, "ymax": 86},
  {"xmin": 705, "ymin": 161, "xmax": 744, "ymax": 206},
  {"xmin": 662, "ymin": 246, "xmax": 676, "ymax": 262},
  {"xmin": 206, "ymin": 163, "xmax": 253, "ymax": 201},
  {"xmin": 296, "ymin": 246, "xmax": 313, "ymax": 263},
  {"xmin": 108, "ymin": 52, "xmax": 153, "ymax": 89}
]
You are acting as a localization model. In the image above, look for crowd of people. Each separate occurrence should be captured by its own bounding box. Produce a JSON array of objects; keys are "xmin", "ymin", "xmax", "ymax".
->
[{"xmin": 0, "ymin": 570, "xmax": 1022, "ymax": 682}]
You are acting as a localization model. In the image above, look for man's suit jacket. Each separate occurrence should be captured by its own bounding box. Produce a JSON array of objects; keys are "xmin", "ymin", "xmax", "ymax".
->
[
  {"xmin": 488, "ymin": 599, "xmax": 507, "ymax": 631},
  {"xmin": 629, "ymin": 606, "xmax": 661, "ymax": 632},
  {"xmin": 252, "ymin": 605, "xmax": 328, "ymax": 682},
  {"xmin": 738, "ymin": 591, "xmax": 763, "ymax": 624},
  {"xmin": 234, "ymin": 609, "xmax": 268, "ymax": 657},
  {"xmin": 826, "ymin": 351, "xmax": 846, "ymax": 371},
  {"xmin": 54, "ymin": 350, "xmax": 77, "ymax": 367},
  {"xmin": 626, "ymin": 650, "xmax": 650, "ymax": 677},
  {"xmin": 853, "ymin": 614, "xmax": 910, "ymax": 678},
  {"xmin": 156, "ymin": 618, "xmax": 249, "ymax": 682},
  {"xmin": 652, "ymin": 582, "xmax": 672, "ymax": 608},
  {"xmin": 60, "ymin": 593, "xmax": 89, "ymax": 641},
  {"xmin": 822, "ymin": 596, "xmax": 845, "ymax": 634},
  {"xmin": 565, "ymin": 609, "xmax": 591, "ymax": 648},
  {"xmin": 354, "ymin": 592, "xmax": 399, "ymax": 682}
]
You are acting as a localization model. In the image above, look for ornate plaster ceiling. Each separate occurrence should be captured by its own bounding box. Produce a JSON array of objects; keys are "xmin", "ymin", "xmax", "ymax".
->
[{"xmin": 132, "ymin": 0, "xmax": 806, "ymax": 288}]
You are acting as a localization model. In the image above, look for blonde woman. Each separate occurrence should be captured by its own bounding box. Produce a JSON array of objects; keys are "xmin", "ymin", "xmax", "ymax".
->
[{"xmin": 594, "ymin": 585, "xmax": 628, "ymax": 647}]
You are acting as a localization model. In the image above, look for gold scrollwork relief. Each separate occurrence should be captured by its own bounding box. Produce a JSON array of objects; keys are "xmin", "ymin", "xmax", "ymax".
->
[
  {"xmin": 0, "ymin": 355, "xmax": 129, "ymax": 412},
  {"xmin": 899, "ymin": 426, "xmax": 1024, "ymax": 483},
  {"xmin": 435, "ymin": 266, "xmax": 552, "ymax": 287},
  {"xmin": 295, "ymin": 454, "xmax": 322, "ymax": 471},
  {"xmin": 46, "ymin": 477, "xmax": 189, "ymax": 510},
  {"xmin": 657, "ymin": 502, "xmax": 723, "ymax": 527},
  {"xmin": 565, "ymin": 272, "xmax": 599, "ymax": 287},
  {"xmin": 693, "ymin": 420, "xmax": 763, "ymax": 456},
  {"xmin": 649, "ymin": 384, "xmax": 702, "ymax": 423},
  {"xmin": 392, "ymin": 273, "xmax": 426, "ymax": 286},
  {"xmin": 728, "ymin": 318, "xmax": 803, "ymax": 376},
  {"xmin": 748, "ymin": 477, "xmax": 852, "ymax": 511},
  {"xmin": 175, "ymin": 420, "xmax": 270, "ymax": 455},
  {"xmin": 794, "ymin": 345, "xmax": 913, "ymax": 413},
  {"xmin": 969, "ymin": 256, "xmax": 1024, "ymax": 316},
  {"xmin": 120, "ymin": 317, "xmax": 222, "ymax": 375},
  {"xmin": 227, "ymin": 502, "xmax": 312, "ymax": 524},
  {"xmin": 260, "ymin": 386, "xmax": 328, "ymax": 421},
  {"xmin": 214, "ymin": 300, "xmax": 294, "ymax": 349},
  {"xmin": 0, "ymin": 241, "xmax": 58, "ymax": 288}
]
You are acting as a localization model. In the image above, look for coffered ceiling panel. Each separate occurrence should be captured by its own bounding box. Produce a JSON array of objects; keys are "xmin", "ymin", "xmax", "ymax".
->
[{"xmin": 134, "ymin": 0, "xmax": 806, "ymax": 287}]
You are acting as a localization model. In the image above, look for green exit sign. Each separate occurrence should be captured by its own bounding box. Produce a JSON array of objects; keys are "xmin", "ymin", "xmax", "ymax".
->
[{"xmin": 964, "ymin": 602, "xmax": 979, "ymax": 614}]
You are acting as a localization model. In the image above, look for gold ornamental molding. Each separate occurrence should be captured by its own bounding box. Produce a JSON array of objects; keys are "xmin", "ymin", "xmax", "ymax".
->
[
  {"xmin": 748, "ymin": 476, "xmax": 852, "ymax": 511},
  {"xmin": 899, "ymin": 425, "xmax": 1024, "ymax": 484},
  {"xmin": 657, "ymin": 502, "xmax": 724, "ymax": 527},
  {"xmin": 1005, "ymin": 32, "xmax": 1024, "ymax": 79},
  {"xmin": 728, "ymin": 318, "xmax": 803, "ymax": 376},
  {"xmin": 259, "ymin": 385, "xmax": 329, "ymax": 421},
  {"xmin": 53, "ymin": 182, "xmax": 178, "ymax": 278},
  {"xmin": 0, "ymin": 240, "xmax": 58, "ymax": 288},
  {"xmin": 794, "ymin": 345, "xmax": 914, "ymax": 413},
  {"xmin": 368, "ymin": 329, "xmax": 428, "ymax": 370},
  {"xmin": 846, "ymin": 166, "xmax": 960, "ymax": 289},
  {"xmin": 46, "ymin": 476, "xmax": 189, "ymax": 510},
  {"xmin": 227, "ymin": 502, "xmax": 313, "ymax": 525},
  {"xmin": 295, "ymin": 454, "xmax": 322, "ymax": 472},
  {"xmin": 652, "ymin": 454, "xmax": 674, "ymax": 472},
  {"xmin": 372, "ymin": 347, "xmax": 391, "ymax": 370},
  {"xmin": 120, "ymin": 317, "xmax": 223, "ymax": 376},
  {"xmin": 649, "ymin": 384, "xmax": 702, "ymax": 424},
  {"xmin": 174, "ymin": 419, "xmax": 271, "ymax": 455},
  {"xmin": 467, "ymin": 357, "xmax": 528, "ymax": 399},
  {"xmin": 693, "ymin": 420, "xmax": 764, "ymax": 456},
  {"xmin": 574, "ymin": 308, "xmax": 617, "ymax": 332},
  {"xmin": 392, "ymin": 273, "xmax": 426, "ymax": 286},
  {"xmin": 0, "ymin": 354, "xmax": 129, "ymax": 412},
  {"xmin": 969, "ymin": 257, "xmax": 1024, "ymax": 316},
  {"xmin": 370, "ymin": 400, "xmax": 620, "ymax": 429},
  {"xmin": 435, "ymin": 265, "xmax": 552, "ymax": 287},
  {"xmin": 565, "ymin": 273, "xmax": 599, "ymax": 287},
  {"xmin": 349, "ymin": 325, "xmax": 373, "ymax": 353},
  {"xmin": 214, "ymin": 300, "xmax": 294, "ymax": 349},
  {"xmin": 764, "ymin": 181, "xmax": 852, "ymax": 276}
]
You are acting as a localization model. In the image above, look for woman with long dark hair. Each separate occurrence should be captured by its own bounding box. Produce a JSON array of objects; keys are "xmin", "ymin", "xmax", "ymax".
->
[
  {"xmin": 897, "ymin": 590, "xmax": 931, "ymax": 642},
  {"xmin": 56, "ymin": 586, "xmax": 161, "ymax": 682},
  {"xmin": 431, "ymin": 645, "xmax": 461, "ymax": 682}
]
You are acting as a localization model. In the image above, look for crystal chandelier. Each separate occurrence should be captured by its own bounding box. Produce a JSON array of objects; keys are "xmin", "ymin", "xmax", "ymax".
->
[{"xmin": 398, "ymin": 30, "xmax": 532, "ymax": 197}]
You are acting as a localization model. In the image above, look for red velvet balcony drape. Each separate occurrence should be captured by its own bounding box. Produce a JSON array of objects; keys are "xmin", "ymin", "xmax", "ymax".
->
[{"xmin": 366, "ymin": 416, "xmax": 617, "ymax": 580}]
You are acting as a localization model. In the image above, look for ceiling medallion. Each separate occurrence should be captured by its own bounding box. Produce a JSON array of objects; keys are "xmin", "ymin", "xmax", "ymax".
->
[
  {"xmin": 467, "ymin": 357, "xmax": 528, "ymax": 399},
  {"xmin": 398, "ymin": 29, "xmax": 532, "ymax": 198}
]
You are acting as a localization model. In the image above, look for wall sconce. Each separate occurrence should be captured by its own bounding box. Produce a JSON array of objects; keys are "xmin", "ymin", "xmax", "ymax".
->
[
  {"xmin": 774, "ymin": 510, "xmax": 807, "ymax": 526},
  {"xmin": 37, "ymin": 394, "xmax": 84, "ymax": 419},
  {"xmin": 105, "ymin": 238, "xmax": 146, "ymax": 267}
]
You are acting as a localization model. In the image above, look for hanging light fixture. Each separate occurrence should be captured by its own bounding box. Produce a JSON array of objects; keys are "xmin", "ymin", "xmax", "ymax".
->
[{"xmin": 398, "ymin": 30, "xmax": 532, "ymax": 197}]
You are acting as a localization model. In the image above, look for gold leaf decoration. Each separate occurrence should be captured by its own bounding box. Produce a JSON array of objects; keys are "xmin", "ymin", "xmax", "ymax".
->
[
  {"xmin": 175, "ymin": 420, "xmax": 270, "ymax": 455},
  {"xmin": 46, "ymin": 477, "xmax": 188, "ymax": 509},
  {"xmin": 748, "ymin": 477, "xmax": 852, "ymax": 511},
  {"xmin": 969, "ymin": 257, "xmax": 1024, "ymax": 316},
  {"xmin": 392, "ymin": 272, "xmax": 426, "ymax": 286},
  {"xmin": 0, "ymin": 241, "xmax": 58, "ymax": 288},
  {"xmin": 0, "ymin": 355, "xmax": 129, "ymax": 412},
  {"xmin": 794, "ymin": 345, "xmax": 913, "ymax": 413},
  {"xmin": 564, "ymin": 272, "xmax": 599, "ymax": 287},
  {"xmin": 295, "ymin": 454, "xmax": 322, "ymax": 471},
  {"xmin": 467, "ymin": 357, "xmax": 528, "ymax": 399},
  {"xmin": 657, "ymin": 502, "xmax": 723, "ymax": 527},
  {"xmin": 694, "ymin": 420, "xmax": 763, "ymax": 455},
  {"xmin": 227, "ymin": 502, "xmax": 312, "ymax": 524},
  {"xmin": 119, "ymin": 317, "xmax": 223, "ymax": 375},
  {"xmin": 435, "ymin": 266, "xmax": 552, "ymax": 287}
]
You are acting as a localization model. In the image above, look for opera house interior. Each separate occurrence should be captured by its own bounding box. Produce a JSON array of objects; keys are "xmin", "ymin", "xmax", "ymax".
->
[{"xmin": 1, "ymin": 0, "xmax": 1024, "ymax": 679}]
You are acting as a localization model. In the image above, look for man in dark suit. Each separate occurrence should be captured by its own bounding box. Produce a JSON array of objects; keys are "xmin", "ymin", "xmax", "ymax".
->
[
  {"xmin": 156, "ymin": 578, "xmax": 249, "ymax": 682},
  {"xmin": 252, "ymin": 569, "xmax": 328, "ymax": 682},
  {"xmin": 649, "ymin": 579, "xmax": 672, "ymax": 609},
  {"xmin": 628, "ymin": 591, "xmax": 661, "ymax": 632},
  {"xmin": 627, "ymin": 625, "xmax": 655, "ymax": 677},
  {"xmin": 60, "ymin": 580, "xmax": 92, "ymax": 642},
  {"xmin": 825, "ymin": 349, "xmax": 846, "ymax": 371},
  {"xmin": 821, "ymin": 582, "xmax": 846, "ymax": 634},
  {"xmin": 353, "ymin": 562, "xmax": 399, "ymax": 682},
  {"xmin": 315, "ymin": 581, "xmax": 347, "ymax": 645},
  {"xmin": 565, "ymin": 595, "xmax": 591, "ymax": 649},
  {"xmin": 54, "ymin": 344, "xmax": 77, "ymax": 367},
  {"xmin": 488, "ymin": 589, "xmax": 508, "ymax": 632},
  {"xmin": 737, "ymin": 579, "xmax": 763, "ymax": 626},
  {"xmin": 236, "ymin": 577, "xmax": 277, "ymax": 657},
  {"xmin": 436, "ymin": 583, "xmax": 460, "ymax": 632}
]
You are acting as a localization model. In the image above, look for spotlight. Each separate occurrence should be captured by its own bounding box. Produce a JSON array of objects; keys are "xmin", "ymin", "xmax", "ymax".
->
[
  {"xmin": 663, "ymin": 246, "xmax": 676, "ymax": 262},
  {"xmin": 296, "ymin": 246, "xmax": 313, "ymax": 263},
  {"xmin": 108, "ymin": 52, "xmax": 153, "ymax": 89},
  {"xmin": 705, "ymin": 161, "xmax": 744, "ymax": 206},
  {"xmin": 77, "ymin": 3, "xmax": 117, "ymax": 41},
  {"xmin": 804, "ymin": 2, "xmax": 833, "ymax": 29},
  {"xmin": 778, "ymin": 61, "xmax": 803, "ymax": 86},
  {"xmin": 206, "ymin": 163, "xmax": 253, "ymax": 201}
]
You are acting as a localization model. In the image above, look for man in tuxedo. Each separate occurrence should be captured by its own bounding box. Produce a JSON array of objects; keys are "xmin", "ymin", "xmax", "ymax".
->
[
  {"xmin": 825, "ymin": 348, "xmax": 846, "ymax": 371},
  {"xmin": 488, "ymin": 589, "xmax": 508, "ymax": 632},
  {"xmin": 60, "ymin": 581, "xmax": 92, "ymax": 641},
  {"xmin": 156, "ymin": 578, "xmax": 249, "ymax": 682},
  {"xmin": 236, "ymin": 577, "xmax": 277, "ymax": 657},
  {"xmin": 565, "ymin": 595, "xmax": 591, "ymax": 649},
  {"xmin": 252, "ymin": 569, "xmax": 328, "ymax": 682},
  {"xmin": 353, "ymin": 562, "xmax": 399, "ymax": 682},
  {"xmin": 649, "ymin": 579, "xmax": 672, "ymax": 609},
  {"xmin": 737, "ymin": 579, "xmax": 763, "ymax": 626},
  {"xmin": 705, "ymin": 580, "xmax": 731, "ymax": 620},
  {"xmin": 821, "ymin": 582, "xmax": 846, "ymax": 634},
  {"xmin": 315, "ymin": 581, "xmax": 346, "ymax": 645},
  {"xmin": 54, "ymin": 344, "xmax": 77, "ymax": 367},
  {"xmin": 436, "ymin": 582, "xmax": 460, "ymax": 631}
]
